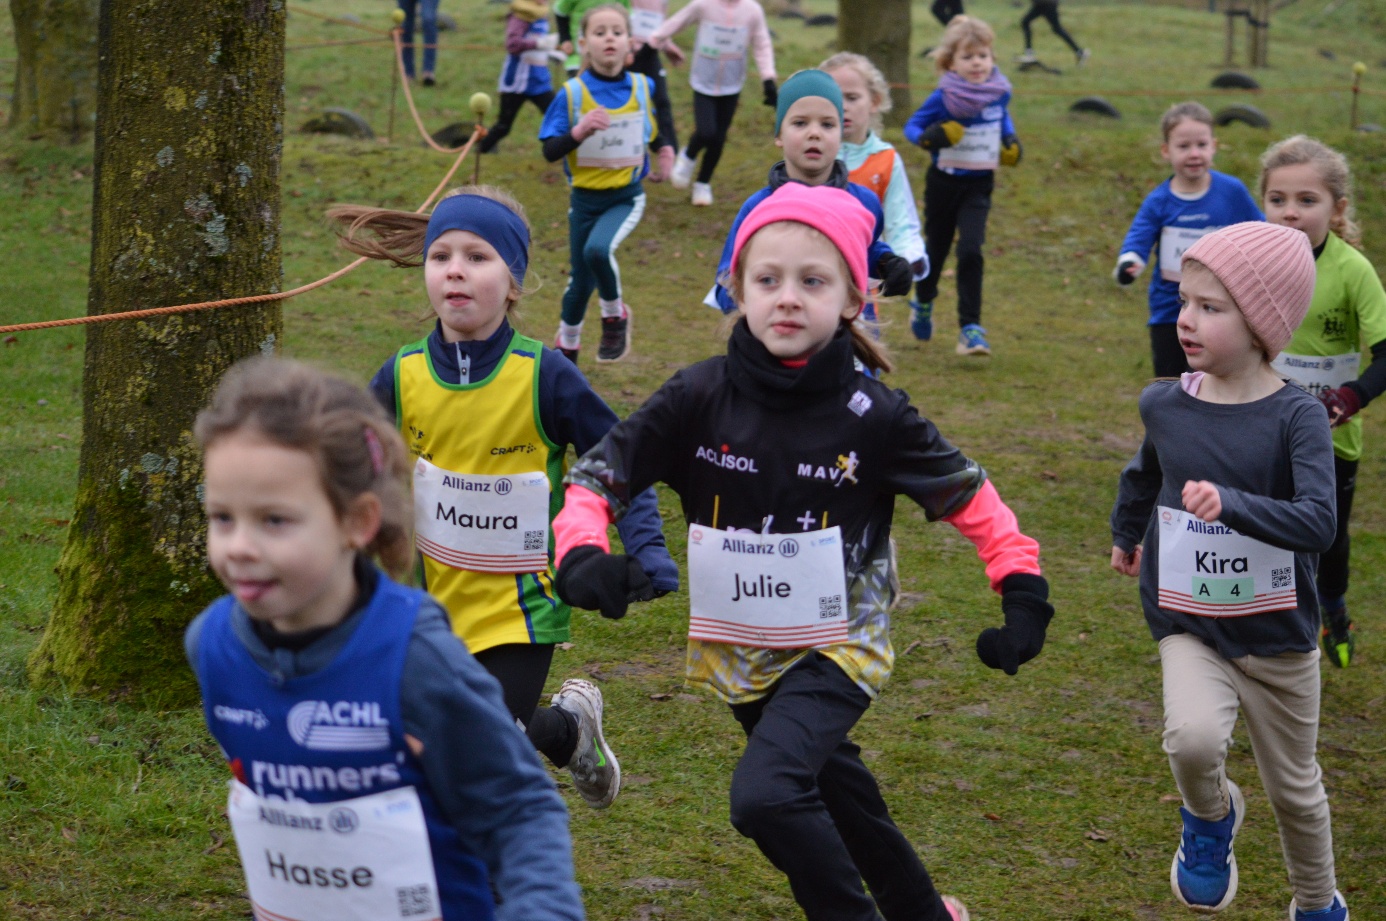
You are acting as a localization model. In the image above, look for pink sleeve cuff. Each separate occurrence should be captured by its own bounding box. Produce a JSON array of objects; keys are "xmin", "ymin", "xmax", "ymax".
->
[
  {"xmin": 942, "ymin": 480, "xmax": 1042, "ymax": 593},
  {"xmin": 553, "ymin": 484, "xmax": 614, "ymax": 567}
]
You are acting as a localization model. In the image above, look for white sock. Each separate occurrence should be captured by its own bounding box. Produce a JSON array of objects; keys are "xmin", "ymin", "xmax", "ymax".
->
[
  {"xmin": 599, "ymin": 298, "xmax": 625, "ymax": 319},
  {"xmin": 557, "ymin": 321, "xmax": 583, "ymax": 349}
]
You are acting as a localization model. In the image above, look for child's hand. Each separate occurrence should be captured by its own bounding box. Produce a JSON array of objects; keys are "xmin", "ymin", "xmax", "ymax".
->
[
  {"xmin": 1113, "ymin": 257, "xmax": 1144, "ymax": 286},
  {"xmin": 975, "ymin": 573, "xmax": 1053, "ymax": 676},
  {"xmin": 762, "ymin": 78, "xmax": 778, "ymax": 108},
  {"xmin": 559, "ymin": 40, "xmax": 574, "ymax": 55},
  {"xmin": 554, "ymin": 546, "xmax": 655, "ymax": 620},
  {"xmin": 1320, "ymin": 386, "xmax": 1361, "ymax": 427},
  {"xmin": 1181, "ymin": 480, "xmax": 1222, "ymax": 522},
  {"xmin": 649, "ymin": 145, "xmax": 675, "ymax": 182},
  {"xmin": 1000, "ymin": 134, "xmax": 1022, "ymax": 166},
  {"xmin": 1110, "ymin": 545, "xmax": 1142, "ymax": 577},
  {"xmin": 874, "ymin": 252, "xmax": 913, "ymax": 298},
  {"xmin": 918, "ymin": 120, "xmax": 964, "ymax": 150},
  {"xmin": 534, "ymin": 33, "xmax": 560, "ymax": 52},
  {"xmin": 663, "ymin": 41, "xmax": 686, "ymax": 66},
  {"xmin": 571, "ymin": 108, "xmax": 611, "ymax": 141}
]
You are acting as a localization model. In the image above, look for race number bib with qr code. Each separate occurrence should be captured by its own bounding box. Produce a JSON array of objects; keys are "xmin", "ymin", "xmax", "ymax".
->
[
  {"xmin": 1155, "ymin": 505, "xmax": 1297, "ymax": 617},
  {"xmin": 413, "ymin": 458, "xmax": 550, "ymax": 573},
  {"xmin": 227, "ymin": 780, "xmax": 441, "ymax": 921},
  {"xmin": 686, "ymin": 524, "xmax": 848, "ymax": 647}
]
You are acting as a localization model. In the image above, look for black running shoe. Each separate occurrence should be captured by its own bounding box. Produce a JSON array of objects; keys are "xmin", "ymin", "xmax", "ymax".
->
[{"xmin": 597, "ymin": 307, "xmax": 631, "ymax": 362}]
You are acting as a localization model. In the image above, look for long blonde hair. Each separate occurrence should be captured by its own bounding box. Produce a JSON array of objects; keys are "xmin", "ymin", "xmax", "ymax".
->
[
  {"xmin": 820, "ymin": 52, "xmax": 891, "ymax": 134},
  {"xmin": 1259, "ymin": 134, "xmax": 1360, "ymax": 248},
  {"xmin": 195, "ymin": 358, "xmax": 414, "ymax": 579}
]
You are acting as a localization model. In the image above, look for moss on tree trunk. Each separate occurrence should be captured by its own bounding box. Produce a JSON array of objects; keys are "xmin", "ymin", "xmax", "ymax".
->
[
  {"xmin": 837, "ymin": 0, "xmax": 912, "ymax": 127},
  {"xmin": 9, "ymin": 0, "xmax": 99, "ymax": 139},
  {"xmin": 28, "ymin": 0, "xmax": 286, "ymax": 703}
]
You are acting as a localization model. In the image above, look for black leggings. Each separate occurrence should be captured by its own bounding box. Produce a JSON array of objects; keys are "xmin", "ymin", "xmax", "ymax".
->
[
  {"xmin": 1318, "ymin": 454, "xmax": 1357, "ymax": 602},
  {"xmin": 930, "ymin": 0, "xmax": 963, "ymax": 27},
  {"xmin": 686, "ymin": 90, "xmax": 740, "ymax": 183},
  {"xmin": 471, "ymin": 642, "xmax": 577, "ymax": 768},
  {"xmin": 479, "ymin": 90, "xmax": 555, "ymax": 154},
  {"xmin": 630, "ymin": 43, "xmax": 678, "ymax": 152},
  {"xmin": 1149, "ymin": 323, "xmax": 1190, "ymax": 379},
  {"xmin": 917, "ymin": 166, "xmax": 993, "ymax": 329},
  {"xmin": 1022, "ymin": 1, "xmax": 1081, "ymax": 53}
]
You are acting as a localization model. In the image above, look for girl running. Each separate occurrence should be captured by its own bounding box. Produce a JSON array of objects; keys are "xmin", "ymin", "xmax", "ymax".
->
[
  {"xmin": 541, "ymin": 3, "xmax": 672, "ymax": 362},
  {"xmin": 1114, "ymin": 102, "xmax": 1262, "ymax": 378},
  {"xmin": 186, "ymin": 357, "xmax": 583, "ymax": 921},
  {"xmin": 905, "ymin": 15, "xmax": 1022, "ymax": 355},
  {"xmin": 552, "ymin": 182, "xmax": 1054, "ymax": 921},
  {"xmin": 479, "ymin": 0, "xmax": 561, "ymax": 154},
  {"xmin": 1261, "ymin": 135, "xmax": 1386, "ymax": 668},
  {"xmin": 328, "ymin": 185, "xmax": 679, "ymax": 809},
  {"xmin": 648, "ymin": 0, "xmax": 777, "ymax": 206},
  {"xmin": 1110, "ymin": 222, "xmax": 1347, "ymax": 921}
]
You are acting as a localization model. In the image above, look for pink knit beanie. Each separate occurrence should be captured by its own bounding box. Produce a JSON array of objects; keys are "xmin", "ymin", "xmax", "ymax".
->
[
  {"xmin": 1181, "ymin": 222, "xmax": 1316, "ymax": 358},
  {"xmin": 731, "ymin": 183, "xmax": 876, "ymax": 297}
]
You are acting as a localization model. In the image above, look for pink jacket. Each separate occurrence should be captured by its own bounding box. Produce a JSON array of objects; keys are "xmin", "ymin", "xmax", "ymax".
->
[{"xmin": 649, "ymin": 0, "xmax": 776, "ymax": 92}]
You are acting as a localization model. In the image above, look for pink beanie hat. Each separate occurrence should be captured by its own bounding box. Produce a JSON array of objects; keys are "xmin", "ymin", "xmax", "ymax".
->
[
  {"xmin": 1181, "ymin": 221, "xmax": 1316, "ymax": 358},
  {"xmin": 731, "ymin": 183, "xmax": 876, "ymax": 297}
]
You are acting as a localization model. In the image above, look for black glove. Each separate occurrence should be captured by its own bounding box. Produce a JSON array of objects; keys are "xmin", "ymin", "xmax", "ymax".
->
[
  {"xmin": 762, "ymin": 78, "xmax": 778, "ymax": 108},
  {"xmin": 976, "ymin": 573, "xmax": 1053, "ymax": 676},
  {"xmin": 918, "ymin": 120, "xmax": 964, "ymax": 150},
  {"xmin": 554, "ymin": 546, "xmax": 655, "ymax": 620},
  {"xmin": 875, "ymin": 252, "xmax": 913, "ymax": 298},
  {"xmin": 1115, "ymin": 259, "xmax": 1140, "ymax": 286}
]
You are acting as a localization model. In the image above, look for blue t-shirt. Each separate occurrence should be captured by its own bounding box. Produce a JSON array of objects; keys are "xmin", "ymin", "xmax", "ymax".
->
[{"xmin": 1118, "ymin": 171, "xmax": 1264, "ymax": 325}]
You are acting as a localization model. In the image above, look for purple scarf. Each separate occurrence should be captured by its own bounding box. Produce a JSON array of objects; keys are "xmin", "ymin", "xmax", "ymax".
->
[{"xmin": 938, "ymin": 68, "xmax": 1012, "ymax": 120}]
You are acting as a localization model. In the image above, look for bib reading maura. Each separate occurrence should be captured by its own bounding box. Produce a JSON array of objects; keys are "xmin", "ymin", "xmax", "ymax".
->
[
  {"xmin": 1156, "ymin": 505, "xmax": 1296, "ymax": 617},
  {"xmin": 687, "ymin": 524, "xmax": 849, "ymax": 648}
]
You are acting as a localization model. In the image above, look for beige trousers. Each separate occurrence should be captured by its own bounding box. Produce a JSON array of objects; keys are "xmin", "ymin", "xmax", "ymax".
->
[{"xmin": 1158, "ymin": 632, "xmax": 1338, "ymax": 911}]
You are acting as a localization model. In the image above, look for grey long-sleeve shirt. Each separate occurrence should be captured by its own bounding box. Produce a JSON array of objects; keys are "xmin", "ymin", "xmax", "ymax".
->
[{"xmin": 1111, "ymin": 379, "xmax": 1336, "ymax": 659}]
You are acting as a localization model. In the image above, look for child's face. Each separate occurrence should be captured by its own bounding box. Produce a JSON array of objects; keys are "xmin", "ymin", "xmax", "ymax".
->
[
  {"xmin": 425, "ymin": 229, "xmax": 515, "ymax": 343},
  {"xmin": 581, "ymin": 10, "xmax": 631, "ymax": 75},
  {"xmin": 1177, "ymin": 262, "xmax": 1261, "ymax": 375},
  {"xmin": 950, "ymin": 42, "xmax": 994, "ymax": 84},
  {"xmin": 775, "ymin": 97, "xmax": 842, "ymax": 183},
  {"xmin": 204, "ymin": 431, "xmax": 376, "ymax": 634},
  {"xmin": 827, "ymin": 66, "xmax": 872, "ymax": 145},
  {"xmin": 1263, "ymin": 162, "xmax": 1346, "ymax": 250},
  {"xmin": 738, "ymin": 222, "xmax": 855, "ymax": 363},
  {"xmin": 1161, "ymin": 119, "xmax": 1217, "ymax": 185}
]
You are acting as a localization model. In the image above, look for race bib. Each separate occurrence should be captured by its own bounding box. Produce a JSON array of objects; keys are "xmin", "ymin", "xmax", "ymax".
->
[
  {"xmin": 1156, "ymin": 505, "xmax": 1297, "ymax": 617},
  {"xmin": 1271, "ymin": 351, "xmax": 1360, "ymax": 398},
  {"xmin": 575, "ymin": 112, "xmax": 647, "ymax": 169},
  {"xmin": 937, "ymin": 120, "xmax": 1001, "ymax": 172},
  {"xmin": 687, "ymin": 525, "xmax": 849, "ymax": 648},
  {"xmin": 227, "ymin": 780, "xmax": 441, "ymax": 921},
  {"xmin": 690, "ymin": 22, "xmax": 748, "ymax": 95},
  {"xmin": 413, "ymin": 458, "xmax": 550, "ymax": 573},
  {"xmin": 1159, "ymin": 225, "xmax": 1215, "ymax": 282},
  {"xmin": 630, "ymin": 8, "xmax": 664, "ymax": 40},
  {"xmin": 520, "ymin": 48, "xmax": 550, "ymax": 66}
]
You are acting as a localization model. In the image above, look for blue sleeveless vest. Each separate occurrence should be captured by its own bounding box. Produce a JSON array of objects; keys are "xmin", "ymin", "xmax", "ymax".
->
[{"xmin": 197, "ymin": 577, "xmax": 495, "ymax": 921}]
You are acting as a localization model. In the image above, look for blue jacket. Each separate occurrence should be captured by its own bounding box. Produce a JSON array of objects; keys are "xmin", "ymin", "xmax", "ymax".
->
[{"xmin": 904, "ymin": 87, "xmax": 1016, "ymax": 178}]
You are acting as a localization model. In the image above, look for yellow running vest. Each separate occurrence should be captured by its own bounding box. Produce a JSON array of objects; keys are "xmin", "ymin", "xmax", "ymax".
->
[
  {"xmin": 564, "ymin": 73, "xmax": 653, "ymax": 190},
  {"xmin": 395, "ymin": 331, "xmax": 569, "ymax": 652}
]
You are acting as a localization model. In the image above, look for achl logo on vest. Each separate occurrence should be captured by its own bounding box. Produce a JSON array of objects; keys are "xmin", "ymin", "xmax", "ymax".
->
[{"xmin": 287, "ymin": 701, "xmax": 392, "ymax": 752}]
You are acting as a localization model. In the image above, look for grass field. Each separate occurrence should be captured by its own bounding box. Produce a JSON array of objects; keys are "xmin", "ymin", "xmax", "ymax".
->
[{"xmin": 2, "ymin": 0, "xmax": 1385, "ymax": 918}]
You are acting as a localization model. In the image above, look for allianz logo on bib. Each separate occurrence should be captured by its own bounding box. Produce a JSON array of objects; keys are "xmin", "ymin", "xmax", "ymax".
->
[
  {"xmin": 695, "ymin": 444, "xmax": 760, "ymax": 473},
  {"xmin": 287, "ymin": 700, "xmax": 391, "ymax": 751},
  {"xmin": 214, "ymin": 705, "xmax": 269, "ymax": 730}
]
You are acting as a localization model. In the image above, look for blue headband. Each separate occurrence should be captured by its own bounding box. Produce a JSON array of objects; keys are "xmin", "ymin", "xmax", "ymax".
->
[{"xmin": 423, "ymin": 194, "xmax": 530, "ymax": 284}]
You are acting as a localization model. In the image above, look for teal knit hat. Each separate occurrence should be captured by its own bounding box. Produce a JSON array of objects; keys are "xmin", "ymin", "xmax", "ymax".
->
[{"xmin": 774, "ymin": 69, "xmax": 844, "ymax": 136}]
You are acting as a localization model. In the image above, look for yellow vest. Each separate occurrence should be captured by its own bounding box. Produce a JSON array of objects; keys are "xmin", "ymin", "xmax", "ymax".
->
[
  {"xmin": 395, "ymin": 330, "xmax": 569, "ymax": 652},
  {"xmin": 564, "ymin": 73, "xmax": 653, "ymax": 190}
]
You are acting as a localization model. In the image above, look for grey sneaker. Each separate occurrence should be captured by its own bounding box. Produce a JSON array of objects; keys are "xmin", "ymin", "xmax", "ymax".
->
[{"xmin": 551, "ymin": 678, "xmax": 620, "ymax": 808}]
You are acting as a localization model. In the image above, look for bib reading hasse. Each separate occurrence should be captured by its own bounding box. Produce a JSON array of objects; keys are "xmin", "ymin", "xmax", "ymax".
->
[
  {"xmin": 227, "ymin": 780, "xmax": 441, "ymax": 921},
  {"xmin": 413, "ymin": 457, "xmax": 550, "ymax": 573},
  {"xmin": 1156, "ymin": 506, "xmax": 1296, "ymax": 617},
  {"xmin": 687, "ymin": 524, "xmax": 849, "ymax": 648}
]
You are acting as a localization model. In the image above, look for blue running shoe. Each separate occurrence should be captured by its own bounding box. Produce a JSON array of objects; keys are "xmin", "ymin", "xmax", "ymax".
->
[
  {"xmin": 956, "ymin": 323, "xmax": 990, "ymax": 356},
  {"xmin": 1290, "ymin": 890, "xmax": 1349, "ymax": 920},
  {"xmin": 909, "ymin": 300, "xmax": 933, "ymax": 341},
  {"xmin": 1171, "ymin": 780, "xmax": 1244, "ymax": 912}
]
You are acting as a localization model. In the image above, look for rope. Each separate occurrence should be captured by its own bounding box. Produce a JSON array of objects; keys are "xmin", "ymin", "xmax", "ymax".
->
[
  {"xmin": 887, "ymin": 81, "xmax": 1379, "ymax": 97},
  {"xmin": 0, "ymin": 130, "xmax": 481, "ymax": 336},
  {"xmin": 391, "ymin": 28, "xmax": 487, "ymax": 153}
]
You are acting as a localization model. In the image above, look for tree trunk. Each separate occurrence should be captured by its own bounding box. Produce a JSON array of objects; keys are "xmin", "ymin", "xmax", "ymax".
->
[
  {"xmin": 837, "ymin": 0, "xmax": 911, "ymax": 127},
  {"xmin": 28, "ymin": 0, "xmax": 285, "ymax": 702},
  {"xmin": 9, "ymin": 0, "xmax": 99, "ymax": 139}
]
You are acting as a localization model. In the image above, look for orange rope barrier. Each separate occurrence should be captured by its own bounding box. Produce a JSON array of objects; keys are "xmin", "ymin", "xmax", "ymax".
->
[
  {"xmin": 286, "ymin": 5, "xmax": 386, "ymax": 34},
  {"xmin": 391, "ymin": 28, "xmax": 485, "ymax": 153},
  {"xmin": 0, "ymin": 129, "xmax": 481, "ymax": 336}
]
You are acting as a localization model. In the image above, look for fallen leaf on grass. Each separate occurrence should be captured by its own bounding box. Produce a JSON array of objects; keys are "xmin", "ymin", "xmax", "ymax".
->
[
  {"xmin": 1085, "ymin": 829, "xmax": 1109, "ymax": 842},
  {"xmin": 983, "ymin": 812, "xmax": 1002, "ymax": 822},
  {"xmin": 61, "ymin": 827, "xmax": 78, "ymax": 843},
  {"xmin": 203, "ymin": 831, "xmax": 225, "ymax": 855},
  {"xmin": 648, "ymin": 692, "xmax": 674, "ymax": 701},
  {"xmin": 1160, "ymin": 793, "xmax": 1182, "ymax": 803}
]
